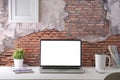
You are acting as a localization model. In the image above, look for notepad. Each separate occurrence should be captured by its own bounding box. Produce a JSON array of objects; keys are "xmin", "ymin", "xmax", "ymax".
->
[
  {"xmin": 13, "ymin": 69, "xmax": 34, "ymax": 74},
  {"xmin": 12, "ymin": 68, "xmax": 34, "ymax": 74}
]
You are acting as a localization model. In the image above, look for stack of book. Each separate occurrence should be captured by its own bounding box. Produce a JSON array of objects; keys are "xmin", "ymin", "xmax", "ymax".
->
[
  {"xmin": 108, "ymin": 45, "xmax": 120, "ymax": 67},
  {"xmin": 12, "ymin": 68, "xmax": 34, "ymax": 74}
]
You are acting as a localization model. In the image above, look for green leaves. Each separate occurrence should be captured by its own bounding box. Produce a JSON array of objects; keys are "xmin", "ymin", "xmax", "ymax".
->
[{"xmin": 13, "ymin": 49, "xmax": 24, "ymax": 59}]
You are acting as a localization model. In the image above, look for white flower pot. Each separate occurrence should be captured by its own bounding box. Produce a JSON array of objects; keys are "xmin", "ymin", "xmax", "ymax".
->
[{"xmin": 14, "ymin": 59, "xmax": 24, "ymax": 68}]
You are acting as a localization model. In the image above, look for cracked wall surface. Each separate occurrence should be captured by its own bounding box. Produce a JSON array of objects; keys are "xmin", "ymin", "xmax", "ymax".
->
[
  {"xmin": 0, "ymin": 0, "xmax": 68, "ymax": 53},
  {"xmin": 102, "ymin": 0, "xmax": 120, "ymax": 34}
]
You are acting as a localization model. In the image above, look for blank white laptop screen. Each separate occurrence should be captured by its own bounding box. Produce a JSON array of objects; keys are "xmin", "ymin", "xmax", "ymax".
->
[{"xmin": 40, "ymin": 40, "xmax": 81, "ymax": 67}]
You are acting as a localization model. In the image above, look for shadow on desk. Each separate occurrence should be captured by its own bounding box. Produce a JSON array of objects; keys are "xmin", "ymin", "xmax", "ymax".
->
[{"xmin": 104, "ymin": 72, "xmax": 120, "ymax": 80}]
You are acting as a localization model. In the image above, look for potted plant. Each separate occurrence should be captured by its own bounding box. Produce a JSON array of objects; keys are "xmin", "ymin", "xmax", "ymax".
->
[{"xmin": 13, "ymin": 48, "xmax": 24, "ymax": 67}]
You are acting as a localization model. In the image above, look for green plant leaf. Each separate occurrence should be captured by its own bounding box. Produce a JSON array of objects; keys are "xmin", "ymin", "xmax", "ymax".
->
[{"xmin": 13, "ymin": 48, "xmax": 24, "ymax": 59}]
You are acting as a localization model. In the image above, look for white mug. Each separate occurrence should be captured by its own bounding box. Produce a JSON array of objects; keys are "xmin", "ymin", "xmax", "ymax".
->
[{"xmin": 95, "ymin": 53, "xmax": 111, "ymax": 72}]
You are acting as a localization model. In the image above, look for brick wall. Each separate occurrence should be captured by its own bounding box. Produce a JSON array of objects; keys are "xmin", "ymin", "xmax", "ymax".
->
[
  {"xmin": 0, "ymin": 0, "xmax": 120, "ymax": 66},
  {"xmin": 0, "ymin": 32, "xmax": 120, "ymax": 66},
  {"xmin": 65, "ymin": 0, "xmax": 109, "ymax": 38}
]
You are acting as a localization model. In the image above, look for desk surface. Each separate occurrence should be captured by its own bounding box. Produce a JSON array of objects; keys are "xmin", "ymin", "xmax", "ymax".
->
[{"xmin": 0, "ymin": 67, "xmax": 120, "ymax": 80}]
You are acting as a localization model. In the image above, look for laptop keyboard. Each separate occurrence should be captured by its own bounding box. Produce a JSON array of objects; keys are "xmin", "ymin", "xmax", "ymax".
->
[{"xmin": 42, "ymin": 66, "xmax": 80, "ymax": 69}]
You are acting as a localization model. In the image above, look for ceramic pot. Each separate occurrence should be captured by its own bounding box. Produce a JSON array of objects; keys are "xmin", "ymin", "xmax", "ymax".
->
[{"xmin": 14, "ymin": 59, "xmax": 24, "ymax": 67}]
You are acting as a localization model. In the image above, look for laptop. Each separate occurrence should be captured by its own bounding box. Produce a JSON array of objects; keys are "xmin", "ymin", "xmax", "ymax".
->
[{"xmin": 40, "ymin": 39, "xmax": 85, "ymax": 74}]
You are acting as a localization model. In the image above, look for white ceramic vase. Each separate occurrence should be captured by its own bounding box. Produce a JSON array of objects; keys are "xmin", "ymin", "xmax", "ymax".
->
[{"xmin": 14, "ymin": 59, "xmax": 24, "ymax": 68}]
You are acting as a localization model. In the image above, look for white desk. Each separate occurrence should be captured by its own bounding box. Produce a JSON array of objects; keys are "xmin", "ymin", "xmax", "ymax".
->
[{"xmin": 0, "ymin": 67, "xmax": 120, "ymax": 80}]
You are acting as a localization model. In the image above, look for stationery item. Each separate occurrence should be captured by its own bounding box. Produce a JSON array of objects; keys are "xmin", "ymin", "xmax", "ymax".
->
[
  {"xmin": 12, "ymin": 66, "xmax": 34, "ymax": 74},
  {"xmin": 95, "ymin": 53, "xmax": 111, "ymax": 72},
  {"xmin": 13, "ymin": 68, "xmax": 34, "ymax": 74}
]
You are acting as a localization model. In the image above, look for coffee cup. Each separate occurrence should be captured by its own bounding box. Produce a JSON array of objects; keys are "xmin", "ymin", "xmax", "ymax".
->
[{"xmin": 95, "ymin": 53, "xmax": 111, "ymax": 72}]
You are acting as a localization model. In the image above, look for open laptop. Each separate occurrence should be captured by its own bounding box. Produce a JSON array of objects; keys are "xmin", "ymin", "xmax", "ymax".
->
[{"xmin": 40, "ymin": 39, "xmax": 85, "ymax": 74}]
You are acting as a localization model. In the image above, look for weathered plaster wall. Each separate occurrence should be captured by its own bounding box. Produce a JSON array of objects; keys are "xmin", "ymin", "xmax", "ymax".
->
[
  {"xmin": 0, "ymin": 0, "xmax": 68, "ymax": 53},
  {"xmin": 0, "ymin": 0, "xmax": 120, "ymax": 54},
  {"xmin": 102, "ymin": 0, "xmax": 120, "ymax": 34}
]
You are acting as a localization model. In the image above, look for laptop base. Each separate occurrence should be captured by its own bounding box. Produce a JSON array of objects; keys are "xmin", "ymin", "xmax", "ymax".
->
[{"xmin": 40, "ymin": 67, "xmax": 85, "ymax": 74}]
